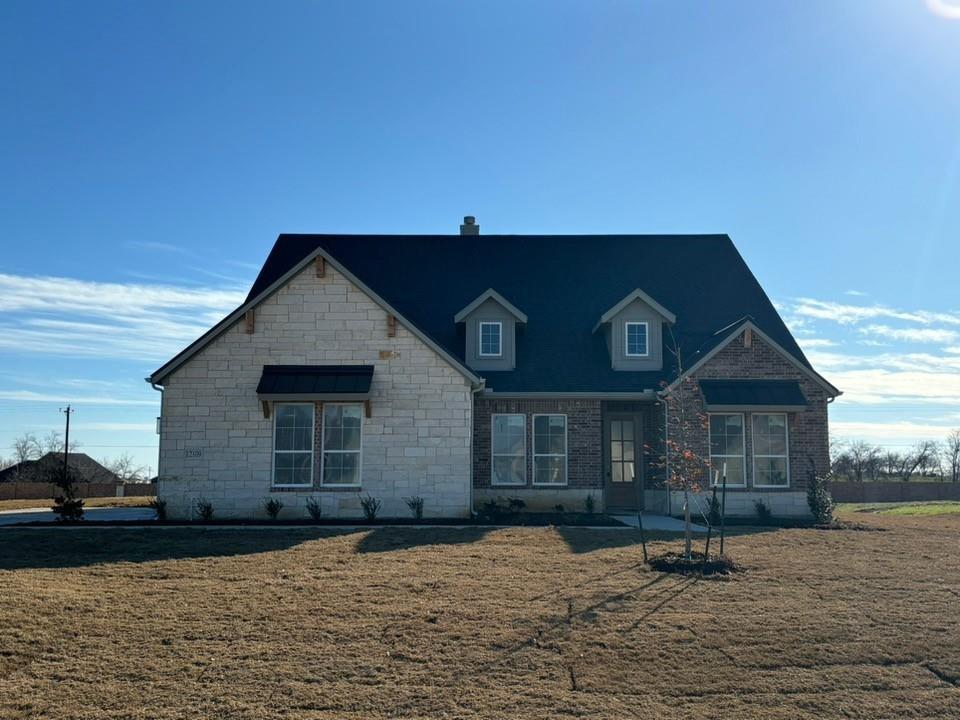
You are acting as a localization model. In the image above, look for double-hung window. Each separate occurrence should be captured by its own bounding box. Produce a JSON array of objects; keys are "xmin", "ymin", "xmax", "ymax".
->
[
  {"xmin": 533, "ymin": 414, "xmax": 567, "ymax": 485},
  {"xmin": 321, "ymin": 404, "xmax": 363, "ymax": 486},
  {"xmin": 624, "ymin": 321, "xmax": 649, "ymax": 357},
  {"xmin": 491, "ymin": 413, "xmax": 525, "ymax": 485},
  {"xmin": 479, "ymin": 321, "xmax": 502, "ymax": 357},
  {"xmin": 752, "ymin": 413, "xmax": 789, "ymax": 487},
  {"xmin": 273, "ymin": 404, "xmax": 314, "ymax": 487},
  {"xmin": 708, "ymin": 414, "xmax": 745, "ymax": 487}
]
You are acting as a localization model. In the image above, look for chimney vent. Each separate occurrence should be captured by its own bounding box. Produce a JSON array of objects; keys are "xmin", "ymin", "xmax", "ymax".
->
[{"xmin": 460, "ymin": 215, "xmax": 479, "ymax": 236}]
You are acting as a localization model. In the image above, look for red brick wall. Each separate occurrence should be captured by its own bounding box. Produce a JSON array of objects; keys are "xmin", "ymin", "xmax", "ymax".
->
[{"xmin": 662, "ymin": 331, "xmax": 831, "ymax": 492}]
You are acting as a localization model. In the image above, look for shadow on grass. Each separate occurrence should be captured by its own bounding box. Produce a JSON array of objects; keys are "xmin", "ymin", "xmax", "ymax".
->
[
  {"xmin": 557, "ymin": 524, "xmax": 782, "ymax": 554},
  {"xmin": 354, "ymin": 526, "xmax": 494, "ymax": 553},
  {"xmin": 0, "ymin": 527, "xmax": 361, "ymax": 570}
]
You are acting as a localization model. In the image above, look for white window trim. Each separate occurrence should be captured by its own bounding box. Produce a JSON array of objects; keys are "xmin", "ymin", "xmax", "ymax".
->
[
  {"xmin": 624, "ymin": 321, "xmax": 650, "ymax": 357},
  {"xmin": 478, "ymin": 321, "xmax": 503, "ymax": 358},
  {"xmin": 532, "ymin": 414, "xmax": 568, "ymax": 487},
  {"xmin": 751, "ymin": 412, "xmax": 791, "ymax": 489},
  {"xmin": 320, "ymin": 402, "xmax": 364, "ymax": 488},
  {"xmin": 491, "ymin": 413, "xmax": 526, "ymax": 486},
  {"xmin": 707, "ymin": 412, "xmax": 747, "ymax": 488},
  {"xmin": 271, "ymin": 402, "xmax": 315, "ymax": 488}
]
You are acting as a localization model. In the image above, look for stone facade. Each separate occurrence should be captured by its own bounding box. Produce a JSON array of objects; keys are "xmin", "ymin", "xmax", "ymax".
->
[
  {"xmin": 661, "ymin": 329, "xmax": 832, "ymax": 518},
  {"xmin": 157, "ymin": 263, "xmax": 474, "ymax": 520}
]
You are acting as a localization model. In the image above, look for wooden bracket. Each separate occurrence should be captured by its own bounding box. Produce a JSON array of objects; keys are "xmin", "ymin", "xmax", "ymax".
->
[
  {"xmin": 387, "ymin": 314, "xmax": 397, "ymax": 337},
  {"xmin": 245, "ymin": 309, "xmax": 255, "ymax": 334},
  {"xmin": 744, "ymin": 327, "xmax": 753, "ymax": 348},
  {"xmin": 261, "ymin": 400, "xmax": 271, "ymax": 419},
  {"xmin": 364, "ymin": 399, "xmax": 372, "ymax": 418},
  {"xmin": 315, "ymin": 256, "xmax": 325, "ymax": 277}
]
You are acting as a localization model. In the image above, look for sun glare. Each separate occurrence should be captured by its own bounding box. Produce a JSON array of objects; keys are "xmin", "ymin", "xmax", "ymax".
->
[{"xmin": 927, "ymin": 0, "xmax": 960, "ymax": 19}]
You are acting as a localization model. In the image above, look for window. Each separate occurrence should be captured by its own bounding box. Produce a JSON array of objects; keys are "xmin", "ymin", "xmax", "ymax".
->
[
  {"xmin": 273, "ymin": 403, "xmax": 314, "ymax": 487},
  {"xmin": 321, "ymin": 404, "xmax": 363, "ymax": 486},
  {"xmin": 533, "ymin": 415, "xmax": 567, "ymax": 485},
  {"xmin": 479, "ymin": 321, "xmax": 502, "ymax": 357},
  {"xmin": 491, "ymin": 414, "xmax": 525, "ymax": 485},
  {"xmin": 708, "ymin": 414, "xmax": 746, "ymax": 487},
  {"xmin": 752, "ymin": 413, "xmax": 789, "ymax": 487},
  {"xmin": 624, "ymin": 321, "xmax": 649, "ymax": 357}
]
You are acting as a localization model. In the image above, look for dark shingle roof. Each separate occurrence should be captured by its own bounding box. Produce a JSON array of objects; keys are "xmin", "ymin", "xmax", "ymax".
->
[
  {"xmin": 0, "ymin": 453, "xmax": 118, "ymax": 483},
  {"xmin": 256, "ymin": 365, "xmax": 374, "ymax": 396},
  {"xmin": 241, "ymin": 234, "xmax": 811, "ymax": 393},
  {"xmin": 699, "ymin": 380, "xmax": 807, "ymax": 407}
]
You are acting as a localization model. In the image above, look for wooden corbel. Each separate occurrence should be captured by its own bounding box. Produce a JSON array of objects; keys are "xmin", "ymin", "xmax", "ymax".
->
[
  {"xmin": 315, "ymin": 256, "xmax": 325, "ymax": 277},
  {"xmin": 245, "ymin": 309, "xmax": 255, "ymax": 334},
  {"xmin": 387, "ymin": 314, "xmax": 397, "ymax": 337},
  {"xmin": 261, "ymin": 400, "xmax": 271, "ymax": 419}
]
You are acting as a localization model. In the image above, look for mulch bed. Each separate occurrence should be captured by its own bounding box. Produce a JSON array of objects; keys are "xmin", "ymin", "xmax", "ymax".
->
[{"xmin": 648, "ymin": 551, "xmax": 742, "ymax": 576}]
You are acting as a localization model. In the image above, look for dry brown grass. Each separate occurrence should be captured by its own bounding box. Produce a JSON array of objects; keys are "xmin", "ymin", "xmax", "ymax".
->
[
  {"xmin": 0, "ymin": 496, "xmax": 153, "ymax": 512},
  {"xmin": 1, "ymin": 512, "xmax": 959, "ymax": 718}
]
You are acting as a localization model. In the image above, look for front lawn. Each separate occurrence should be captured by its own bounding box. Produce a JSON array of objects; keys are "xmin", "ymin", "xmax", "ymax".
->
[
  {"xmin": 1, "ymin": 513, "xmax": 958, "ymax": 718},
  {"xmin": 0, "ymin": 496, "xmax": 154, "ymax": 512},
  {"xmin": 838, "ymin": 501, "xmax": 960, "ymax": 516}
]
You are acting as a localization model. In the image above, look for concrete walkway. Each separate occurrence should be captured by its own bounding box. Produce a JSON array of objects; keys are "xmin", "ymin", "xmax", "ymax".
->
[
  {"xmin": 612, "ymin": 513, "xmax": 708, "ymax": 533},
  {"xmin": 0, "ymin": 507, "xmax": 157, "ymax": 526}
]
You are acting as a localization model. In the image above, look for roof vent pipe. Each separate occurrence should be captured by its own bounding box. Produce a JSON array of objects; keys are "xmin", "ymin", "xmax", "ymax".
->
[{"xmin": 460, "ymin": 215, "xmax": 479, "ymax": 236}]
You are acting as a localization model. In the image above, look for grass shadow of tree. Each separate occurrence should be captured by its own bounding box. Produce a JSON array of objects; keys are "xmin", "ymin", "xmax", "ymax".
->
[{"xmin": 353, "ymin": 526, "xmax": 493, "ymax": 553}]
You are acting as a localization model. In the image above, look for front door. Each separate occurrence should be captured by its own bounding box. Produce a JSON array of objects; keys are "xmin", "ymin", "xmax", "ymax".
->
[{"xmin": 604, "ymin": 414, "xmax": 643, "ymax": 512}]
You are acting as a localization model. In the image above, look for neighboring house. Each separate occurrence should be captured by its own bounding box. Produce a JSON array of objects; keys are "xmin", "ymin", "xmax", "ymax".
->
[
  {"xmin": 148, "ymin": 219, "xmax": 839, "ymax": 519},
  {"xmin": 0, "ymin": 452, "xmax": 119, "ymax": 484}
]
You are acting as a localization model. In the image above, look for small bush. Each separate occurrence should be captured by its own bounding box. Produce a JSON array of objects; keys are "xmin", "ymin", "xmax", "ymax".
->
[
  {"xmin": 195, "ymin": 498, "xmax": 214, "ymax": 521},
  {"xmin": 584, "ymin": 493, "xmax": 595, "ymax": 514},
  {"xmin": 708, "ymin": 495, "xmax": 722, "ymax": 526},
  {"xmin": 754, "ymin": 499, "xmax": 772, "ymax": 525},
  {"xmin": 305, "ymin": 497, "xmax": 323, "ymax": 521},
  {"xmin": 50, "ymin": 465, "xmax": 84, "ymax": 522},
  {"xmin": 507, "ymin": 497, "xmax": 526, "ymax": 512},
  {"xmin": 264, "ymin": 497, "xmax": 284, "ymax": 520},
  {"xmin": 149, "ymin": 498, "xmax": 167, "ymax": 522},
  {"xmin": 807, "ymin": 473, "xmax": 835, "ymax": 525},
  {"xmin": 554, "ymin": 504, "xmax": 566, "ymax": 514},
  {"xmin": 404, "ymin": 496, "xmax": 424, "ymax": 520},
  {"xmin": 360, "ymin": 494, "xmax": 381, "ymax": 521}
]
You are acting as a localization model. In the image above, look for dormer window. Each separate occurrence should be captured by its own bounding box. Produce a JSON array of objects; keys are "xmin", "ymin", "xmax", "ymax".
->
[
  {"xmin": 479, "ymin": 321, "xmax": 503, "ymax": 357},
  {"xmin": 625, "ymin": 321, "xmax": 649, "ymax": 357}
]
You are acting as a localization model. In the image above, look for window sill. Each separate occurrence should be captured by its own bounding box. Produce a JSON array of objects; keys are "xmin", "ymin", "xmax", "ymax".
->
[
  {"xmin": 752, "ymin": 484, "xmax": 791, "ymax": 490},
  {"xmin": 532, "ymin": 483, "xmax": 568, "ymax": 488},
  {"xmin": 271, "ymin": 484, "xmax": 313, "ymax": 490},
  {"xmin": 319, "ymin": 483, "xmax": 362, "ymax": 489}
]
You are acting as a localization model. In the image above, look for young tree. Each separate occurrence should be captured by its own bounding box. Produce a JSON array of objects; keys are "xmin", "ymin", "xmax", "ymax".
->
[{"xmin": 102, "ymin": 453, "xmax": 149, "ymax": 483}]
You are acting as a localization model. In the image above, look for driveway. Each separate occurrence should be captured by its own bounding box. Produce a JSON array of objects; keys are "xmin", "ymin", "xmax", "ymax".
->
[{"xmin": 0, "ymin": 506, "xmax": 157, "ymax": 526}]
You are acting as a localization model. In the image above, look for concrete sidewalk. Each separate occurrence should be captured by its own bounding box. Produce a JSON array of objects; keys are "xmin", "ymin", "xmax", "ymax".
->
[{"xmin": 611, "ymin": 513, "xmax": 708, "ymax": 533}]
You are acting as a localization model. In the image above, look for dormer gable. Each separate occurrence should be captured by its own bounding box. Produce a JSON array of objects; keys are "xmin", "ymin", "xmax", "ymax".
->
[
  {"xmin": 454, "ymin": 289, "xmax": 526, "ymax": 371},
  {"xmin": 594, "ymin": 288, "xmax": 675, "ymax": 372}
]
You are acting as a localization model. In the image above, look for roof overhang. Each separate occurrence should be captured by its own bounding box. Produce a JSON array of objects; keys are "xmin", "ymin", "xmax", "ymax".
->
[
  {"xmin": 661, "ymin": 320, "xmax": 841, "ymax": 398},
  {"xmin": 699, "ymin": 379, "xmax": 808, "ymax": 412},
  {"xmin": 148, "ymin": 245, "xmax": 484, "ymax": 388},
  {"xmin": 454, "ymin": 288, "xmax": 527, "ymax": 324},
  {"xmin": 256, "ymin": 365, "xmax": 373, "ymax": 401},
  {"xmin": 593, "ymin": 288, "xmax": 676, "ymax": 333}
]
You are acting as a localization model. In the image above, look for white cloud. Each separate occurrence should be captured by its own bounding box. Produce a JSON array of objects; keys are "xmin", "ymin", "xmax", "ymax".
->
[
  {"xmin": 0, "ymin": 390, "xmax": 157, "ymax": 406},
  {"xmin": 843, "ymin": 289, "xmax": 868, "ymax": 297},
  {"xmin": 789, "ymin": 297, "xmax": 960, "ymax": 326},
  {"xmin": 833, "ymin": 419, "xmax": 958, "ymax": 442},
  {"xmin": 74, "ymin": 422, "xmax": 157, "ymax": 432},
  {"xmin": 858, "ymin": 324, "xmax": 958, "ymax": 344},
  {"xmin": 928, "ymin": 0, "xmax": 960, "ymax": 20},
  {"xmin": 0, "ymin": 273, "xmax": 245, "ymax": 361},
  {"xmin": 797, "ymin": 338, "xmax": 837, "ymax": 349}
]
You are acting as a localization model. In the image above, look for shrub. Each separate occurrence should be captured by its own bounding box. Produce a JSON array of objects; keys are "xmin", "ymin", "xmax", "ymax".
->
[
  {"xmin": 360, "ymin": 494, "xmax": 381, "ymax": 521},
  {"xmin": 305, "ymin": 497, "xmax": 323, "ymax": 521},
  {"xmin": 149, "ymin": 498, "xmax": 167, "ymax": 522},
  {"xmin": 584, "ymin": 493, "xmax": 595, "ymax": 514},
  {"xmin": 264, "ymin": 497, "xmax": 284, "ymax": 520},
  {"xmin": 708, "ymin": 494, "xmax": 722, "ymax": 526},
  {"xmin": 754, "ymin": 499, "xmax": 772, "ymax": 525},
  {"xmin": 554, "ymin": 503, "xmax": 566, "ymax": 514},
  {"xmin": 507, "ymin": 497, "xmax": 526, "ymax": 513},
  {"xmin": 404, "ymin": 496, "xmax": 424, "ymax": 520},
  {"xmin": 195, "ymin": 498, "xmax": 214, "ymax": 521},
  {"xmin": 478, "ymin": 498, "xmax": 502, "ymax": 521},
  {"xmin": 807, "ymin": 473, "xmax": 835, "ymax": 525},
  {"xmin": 50, "ymin": 465, "xmax": 84, "ymax": 522}
]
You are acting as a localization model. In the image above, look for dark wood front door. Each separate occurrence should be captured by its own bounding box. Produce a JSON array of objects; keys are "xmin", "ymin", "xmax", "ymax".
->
[{"xmin": 603, "ymin": 413, "xmax": 643, "ymax": 511}]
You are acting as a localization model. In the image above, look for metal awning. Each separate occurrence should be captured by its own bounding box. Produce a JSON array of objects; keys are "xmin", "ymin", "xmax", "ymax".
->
[
  {"xmin": 256, "ymin": 365, "xmax": 374, "ymax": 401},
  {"xmin": 698, "ymin": 379, "xmax": 807, "ymax": 412}
]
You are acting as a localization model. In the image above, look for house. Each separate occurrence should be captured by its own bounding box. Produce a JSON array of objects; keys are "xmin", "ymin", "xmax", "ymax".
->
[
  {"xmin": 148, "ymin": 218, "xmax": 840, "ymax": 519},
  {"xmin": 0, "ymin": 452, "xmax": 119, "ymax": 484}
]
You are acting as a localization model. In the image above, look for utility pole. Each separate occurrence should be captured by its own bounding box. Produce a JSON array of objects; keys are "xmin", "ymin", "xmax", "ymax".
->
[{"xmin": 60, "ymin": 405, "xmax": 74, "ymax": 475}]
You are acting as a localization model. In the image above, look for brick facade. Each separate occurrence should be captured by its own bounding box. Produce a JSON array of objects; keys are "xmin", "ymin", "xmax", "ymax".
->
[{"xmin": 157, "ymin": 263, "xmax": 474, "ymax": 520}]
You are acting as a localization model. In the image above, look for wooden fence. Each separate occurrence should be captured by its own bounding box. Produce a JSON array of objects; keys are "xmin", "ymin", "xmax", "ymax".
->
[
  {"xmin": 829, "ymin": 482, "xmax": 960, "ymax": 504},
  {"xmin": 0, "ymin": 481, "xmax": 156, "ymax": 501}
]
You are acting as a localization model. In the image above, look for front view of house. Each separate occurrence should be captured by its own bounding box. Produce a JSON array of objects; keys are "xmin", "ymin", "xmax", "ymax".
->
[{"xmin": 149, "ymin": 220, "xmax": 840, "ymax": 519}]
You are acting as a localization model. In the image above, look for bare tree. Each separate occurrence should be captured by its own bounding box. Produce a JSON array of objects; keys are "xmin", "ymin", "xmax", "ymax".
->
[
  {"xmin": 12, "ymin": 432, "xmax": 42, "ymax": 464},
  {"xmin": 946, "ymin": 430, "xmax": 960, "ymax": 484},
  {"xmin": 41, "ymin": 430, "xmax": 79, "ymax": 455},
  {"xmin": 848, "ymin": 441, "xmax": 881, "ymax": 483},
  {"xmin": 102, "ymin": 453, "xmax": 149, "ymax": 483},
  {"xmin": 0, "ymin": 456, "xmax": 12, "ymax": 471},
  {"xmin": 892, "ymin": 441, "xmax": 938, "ymax": 482}
]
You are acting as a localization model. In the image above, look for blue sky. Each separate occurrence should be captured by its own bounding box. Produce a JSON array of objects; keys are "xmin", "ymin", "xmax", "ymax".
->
[{"xmin": 1, "ymin": 1, "xmax": 959, "ymax": 473}]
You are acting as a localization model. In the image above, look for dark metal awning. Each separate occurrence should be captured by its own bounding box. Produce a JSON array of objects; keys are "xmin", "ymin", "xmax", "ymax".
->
[
  {"xmin": 256, "ymin": 365, "xmax": 374, "ymax": 401},
  {"xmin": 699, "ymin": 380, "xmax": 807, "ymax": 412}
]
